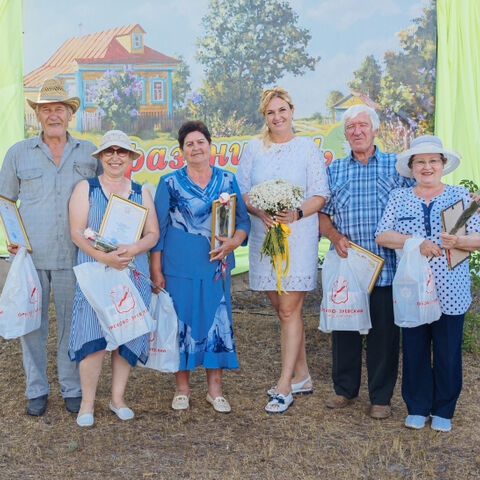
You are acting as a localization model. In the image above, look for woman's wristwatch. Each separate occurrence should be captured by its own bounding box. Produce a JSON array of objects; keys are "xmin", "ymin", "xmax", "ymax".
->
[{"xmin": 296, "ymin": 207, "xmax": 304, "ymax": 220}]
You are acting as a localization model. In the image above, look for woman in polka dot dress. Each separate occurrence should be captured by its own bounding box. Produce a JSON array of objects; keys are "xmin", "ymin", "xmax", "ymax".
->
[{"xmin": 375, "ymin": 135, "xmax": 480, "ymax": 432}]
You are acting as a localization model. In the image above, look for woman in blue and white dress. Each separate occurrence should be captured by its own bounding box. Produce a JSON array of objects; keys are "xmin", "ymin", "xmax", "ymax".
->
[
  {"xmin": 68, "ymin": 130, "xmax": 159, "ymax": 427},
  {"xmin": 150, "ymin": 120, "xmax": 250, "ymax": 414}
]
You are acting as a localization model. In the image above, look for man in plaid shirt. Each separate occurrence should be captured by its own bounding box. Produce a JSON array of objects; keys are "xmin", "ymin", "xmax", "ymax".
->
[{"xmin": 319, "ymin": 104, "xmax": 414, "ymax": 419}]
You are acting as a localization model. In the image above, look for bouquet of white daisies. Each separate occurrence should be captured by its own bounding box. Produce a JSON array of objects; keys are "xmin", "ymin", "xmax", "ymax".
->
[{"xmin": 248, "ymin": 179, "xmax": 304, "ymax": 293}]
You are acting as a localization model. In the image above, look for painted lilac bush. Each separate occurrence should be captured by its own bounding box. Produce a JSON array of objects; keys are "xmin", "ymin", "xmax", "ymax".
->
[{"xmin": 88, "ymin": 65, "xmax": 142, "ymax": 131}]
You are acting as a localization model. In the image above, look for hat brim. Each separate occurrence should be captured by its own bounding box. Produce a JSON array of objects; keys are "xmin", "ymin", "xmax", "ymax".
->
[
  {"xmin": 92, "ymin": 141, "xmax": 141, "ymax": 160},
  {"xmin": 27, "ymin": 97, "xmax": 80, "ymax": 114},
  {"xmin": 395, "ymin": 145, "xmax": 461, "ymax": 178}
]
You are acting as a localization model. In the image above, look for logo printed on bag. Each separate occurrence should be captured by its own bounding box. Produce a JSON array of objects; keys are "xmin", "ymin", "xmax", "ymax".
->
[
  {"xmin": 110, "ymin": 285, "xmax": 136, "ymax": 313},
  {"xmin": 425, "ymin": 269, "xmax": 434, "ymax": 294},
  {"xmin": 28, "ymin": 280, "xmax": 40, "ymax": 305},
  {"xmin": 398, "ymin": 286, "xmax": 413, "ymax": 299},
  {"xmin": 331, "ymin": 278, "xmax": 348, "ymax": 304}
]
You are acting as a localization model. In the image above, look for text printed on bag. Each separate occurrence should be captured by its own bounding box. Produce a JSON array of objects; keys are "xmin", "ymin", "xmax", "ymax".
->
[
  {"xmin": 108, "ymin": 308, "xmax": 149, "ymax": 331},
  {"xmin": 321, "ymin": 308, "xmax": 365, "ymax": 314}
]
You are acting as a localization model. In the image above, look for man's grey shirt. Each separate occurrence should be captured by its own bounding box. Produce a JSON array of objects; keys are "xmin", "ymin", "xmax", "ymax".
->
[{"xmin": 0, "ymin": 132, "xmax": 100, "ymax": 269}]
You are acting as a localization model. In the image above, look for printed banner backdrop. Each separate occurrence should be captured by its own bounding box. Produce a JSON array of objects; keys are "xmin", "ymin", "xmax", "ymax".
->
[
  {"xmin": 0, "ymin": 0, "xmax": 23, "ymax": 255},
  {"xmin": 436, "ymin": 0, "xmax": 480, "ymax": 187},
  {"xmin": 0, "ymin": 1, "xmax": 23, "ymax": 161},
  {"xmin": 0, "ymin": 0, "xmax": 480, "ymax": 263}
]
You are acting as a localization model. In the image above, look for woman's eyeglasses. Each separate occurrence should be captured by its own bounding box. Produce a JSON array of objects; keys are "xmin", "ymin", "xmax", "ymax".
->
[
  {"xmin": 103, "ymin": 147, "xmax": 129, "ymax": 158},
  {"xmin": 412, "ymin": 158, "xmax": 443, "ymax": 168}
]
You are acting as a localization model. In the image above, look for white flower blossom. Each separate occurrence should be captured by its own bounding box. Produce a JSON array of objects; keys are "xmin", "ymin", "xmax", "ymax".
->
[
  {"xmin": 219, "ymin": 192, "xmax": 231, "ymax": 205},
  {"xmin": 248, "ymin": 179, "xmax": 304, "ymax": 215}
]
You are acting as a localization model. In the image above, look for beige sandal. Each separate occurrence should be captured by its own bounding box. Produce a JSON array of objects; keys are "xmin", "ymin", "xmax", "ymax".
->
[
  {"xmin": 171, "ymin": 393, "xmax": 189, "ymax": 410},
  {"xmin": 206, "ymin": 393, "xmax": 231, "ymax": 413}
]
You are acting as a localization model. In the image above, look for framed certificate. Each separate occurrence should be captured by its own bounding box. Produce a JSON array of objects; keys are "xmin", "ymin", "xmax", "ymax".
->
[
  {"xmin": 99, "ymin": 194, "xmax": 148, "ymax": 245},
  {"xmin": 440, "ymin": 200, "xmax": 469, "ymax": 270},
  {"xmin": 0, "ymin": 195, "xmax": 32, "ymax": 252},
  {"xmin": 210, "ymin": 194, "xmax": 236, "ymax": 256},
  {"xmin": 348, "ymin": 241, "xmax": 385, "ymax": 294}
]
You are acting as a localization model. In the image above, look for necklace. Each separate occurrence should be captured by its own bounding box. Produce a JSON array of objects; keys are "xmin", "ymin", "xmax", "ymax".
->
[
  {"xmin": 274, "ymin": 143, "xmax": 285, "ymax": 154},
  {"xmin": 271, "ymin": 134, "xmax": 295, "ymax": 154}
]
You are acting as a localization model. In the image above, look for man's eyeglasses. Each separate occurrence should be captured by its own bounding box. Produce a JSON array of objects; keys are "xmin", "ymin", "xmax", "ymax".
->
[{"xmin": 102, "ymin": 147, "xmax": 130, "ymax": 158}]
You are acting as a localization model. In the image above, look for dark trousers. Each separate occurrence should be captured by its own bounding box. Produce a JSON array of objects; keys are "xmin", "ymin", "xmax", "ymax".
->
[
  {"xmin": 402, "ymin": 313, "xmax": 464, "ymax": 419},
  {"xmin": 331, "ymin": 286, "xmax": 399, "ymax": 405}
]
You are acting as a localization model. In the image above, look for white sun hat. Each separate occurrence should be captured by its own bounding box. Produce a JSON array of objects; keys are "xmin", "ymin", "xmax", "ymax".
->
[
  {"xmin": 396, "ymin": 135, "xmax": 461, "ymax": 178},
  {"xmin": 92, "ymin": 130, "xmax": 141, "ymax": 160}
]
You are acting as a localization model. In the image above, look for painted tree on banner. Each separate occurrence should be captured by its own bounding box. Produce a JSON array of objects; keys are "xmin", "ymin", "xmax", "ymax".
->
[
  {"xmin": 195, "ymin": 0, "xmax": 319, "ymax": 132},
  {"xmin": 379, "ymin": 0, "xmax": 437, "ymax": 133},
  {"xmin": 171, "ymin": 54, "xmax": 192, "ymax": 113},
  {"xmin": 348, "ymin": 55, "xmax": 382, "ymax": 104}
]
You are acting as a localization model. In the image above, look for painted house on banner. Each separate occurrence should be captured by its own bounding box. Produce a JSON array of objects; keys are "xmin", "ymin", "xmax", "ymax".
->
[
  {"xmin": 23, "ymin": 24, "xmax": 180, "ymax": 131},
  {"xmin": 332, "ymin": 92, "xmax": 378, "ymax": 123}
]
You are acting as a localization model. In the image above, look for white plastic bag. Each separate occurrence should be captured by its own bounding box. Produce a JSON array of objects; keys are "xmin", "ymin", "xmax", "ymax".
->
[
  {"xmin": 0, "ymin": 247, "xmax": 42, "ymax": 339},
  {"xmin": 392, "ymin": 237, "xmax": 441, "ymax": 327},
  {"xmin": 73, "ymin": 262, "xmax": 153, "ymax": 350},
  {"xmin": 319, "ymin": 249, "xmax": 372, "ymax": 334},
  {"xmin": 142, "ymin": 290, "xmax": 180, "ymax": 373}
]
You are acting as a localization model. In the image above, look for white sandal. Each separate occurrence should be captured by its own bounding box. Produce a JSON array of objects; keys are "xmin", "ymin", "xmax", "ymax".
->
[
  {"xmin": 267, "ymin": 375, "xmax": 313, "ymax": 397},
  {"xmin": 265, "ymin": 392, "xmax": 294, "ymax": 414}
]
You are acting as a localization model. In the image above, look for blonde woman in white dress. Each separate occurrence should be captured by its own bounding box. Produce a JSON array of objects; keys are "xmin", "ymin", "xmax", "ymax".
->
[{"xmin": 236, "ymin": 87, "xmax": 330, "ymax": 413}]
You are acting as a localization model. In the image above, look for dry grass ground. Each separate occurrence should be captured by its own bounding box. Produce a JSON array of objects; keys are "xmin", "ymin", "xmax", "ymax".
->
[{"xmin": 0, "ymin": 277, "xmax": 479, "ymax": 479}]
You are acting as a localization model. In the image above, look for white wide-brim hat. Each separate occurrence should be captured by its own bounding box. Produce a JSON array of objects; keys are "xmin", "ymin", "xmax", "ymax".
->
[
  {"xmin": 396, "ymin": 134, "xmax": 461, "ymax": 178},
  {"xmin": 92, "ymin": 130, "xmax": 141, "ymax": 160}
]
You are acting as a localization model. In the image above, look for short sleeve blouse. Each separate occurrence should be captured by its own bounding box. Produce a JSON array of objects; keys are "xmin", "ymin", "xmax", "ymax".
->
[{"xmin": 375, "ymin": 185, "xmax": 480, "ymax": 314}]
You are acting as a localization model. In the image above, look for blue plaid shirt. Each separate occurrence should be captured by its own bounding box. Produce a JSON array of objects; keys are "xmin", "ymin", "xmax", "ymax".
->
[{"xmin": 322, "ymin": 146, "xmax": 414, "ymax": 286}]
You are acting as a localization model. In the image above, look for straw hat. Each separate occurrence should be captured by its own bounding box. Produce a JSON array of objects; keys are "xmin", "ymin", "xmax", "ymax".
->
[
  {"xmin": 27, "ymin": 78, "xmax": 80, "ymax": 113},
  {"xmin": 396, "ymin": 135, "xmax": 461, "ymax": 178},
  {"xmin": 92, "ymin": 130, "xmax": 140, "ymax": 160}
]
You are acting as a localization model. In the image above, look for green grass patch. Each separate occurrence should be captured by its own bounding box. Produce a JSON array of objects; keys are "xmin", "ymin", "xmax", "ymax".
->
[{"xmin": 463, "ymin": 311, "xmax": 480, "ymax": 353}]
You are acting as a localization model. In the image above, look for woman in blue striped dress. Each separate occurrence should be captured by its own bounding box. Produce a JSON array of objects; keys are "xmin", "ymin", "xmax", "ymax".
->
[{"xmin": 68, "ymin": 130, "xmax": 159, "ymax": 427}]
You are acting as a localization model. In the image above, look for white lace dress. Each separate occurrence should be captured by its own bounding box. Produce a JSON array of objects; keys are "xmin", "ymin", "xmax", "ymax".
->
[{"xmin": 236, "ymin": 136, "xmax": 330, "ymax": 291}]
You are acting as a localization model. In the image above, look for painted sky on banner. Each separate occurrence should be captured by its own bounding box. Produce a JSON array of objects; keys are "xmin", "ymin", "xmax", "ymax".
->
[{"xmin": 23, "ymin": 0, "xmax": 428, "ymax": 118}]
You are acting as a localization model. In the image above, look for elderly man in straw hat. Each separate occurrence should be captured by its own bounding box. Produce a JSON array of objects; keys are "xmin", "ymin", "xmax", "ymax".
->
[{"xmin": 0, "ymin": 78, "xmax": 101, "ymax": 416}]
